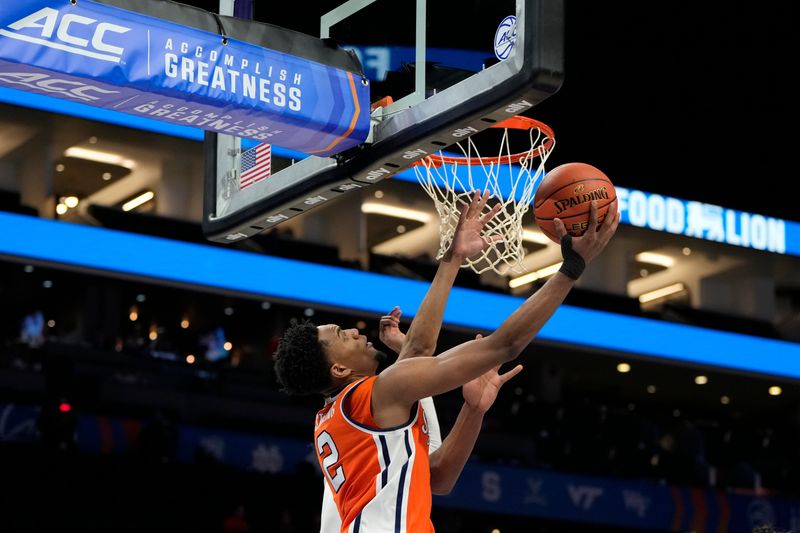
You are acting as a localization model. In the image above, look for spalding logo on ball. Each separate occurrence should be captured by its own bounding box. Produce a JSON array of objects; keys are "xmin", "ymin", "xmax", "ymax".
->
[{"xmin": 533, "ymin": 162, "xmax": 617, "ymax": 243}]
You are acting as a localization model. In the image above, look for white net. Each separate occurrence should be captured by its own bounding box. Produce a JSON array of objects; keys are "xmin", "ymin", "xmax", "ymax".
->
[{"xmin": 413, "ymin": 119, "xmax": 555, "ymax": 274}]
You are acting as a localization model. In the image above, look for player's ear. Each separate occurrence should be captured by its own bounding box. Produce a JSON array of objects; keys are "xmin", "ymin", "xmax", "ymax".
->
[{"xmin": 330, "ymin": 363, "xmax": 352, "ymax": 379}]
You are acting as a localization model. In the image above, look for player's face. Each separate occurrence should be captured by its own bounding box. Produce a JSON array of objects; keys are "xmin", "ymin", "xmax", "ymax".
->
[{"xmin": 318, "ymin": 324, "xmax": 384, "ymax": 377}]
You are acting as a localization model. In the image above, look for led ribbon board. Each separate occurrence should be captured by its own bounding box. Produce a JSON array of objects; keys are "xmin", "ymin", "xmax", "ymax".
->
[
  {"xmin": 388, "ymin": 171, "xmax": 800, "ymax": 257},
  {"xmin": 0, "ymin": 0, "xmax": 370, "ymax": 156},
  {"xmin": 616, "ymin": 186, "xmax": 799, "ymax": 256}
]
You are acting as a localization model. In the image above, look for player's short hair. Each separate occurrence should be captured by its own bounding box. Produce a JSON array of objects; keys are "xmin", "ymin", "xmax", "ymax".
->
[{"xmin": 273, "ymin": 319, "xmax": 332, "ymax": 395}]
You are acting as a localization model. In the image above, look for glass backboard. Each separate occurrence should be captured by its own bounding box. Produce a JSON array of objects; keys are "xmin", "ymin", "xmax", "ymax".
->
[{"xmin": 203, "ymin": 0, "xmax": 564, "ymax": 243}]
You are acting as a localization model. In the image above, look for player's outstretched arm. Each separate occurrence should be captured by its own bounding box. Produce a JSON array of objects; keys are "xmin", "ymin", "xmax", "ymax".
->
[
  {"xmin": 379, "ymin": 191, "xmax": 501, "ymax": 361},
  {"xmin": 371, "ymin": 200, "xmax": 619, "ymax": 427}
]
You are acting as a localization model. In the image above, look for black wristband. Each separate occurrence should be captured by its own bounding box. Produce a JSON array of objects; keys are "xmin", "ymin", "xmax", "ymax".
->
[{"xmin": 558, "ymin": 234, "xmax": 586, "ymax": 280}]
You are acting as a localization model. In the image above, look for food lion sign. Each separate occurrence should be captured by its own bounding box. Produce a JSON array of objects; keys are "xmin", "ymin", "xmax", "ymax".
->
[
  {"xmin": 616, "ymin": 186, "xmax": 800, "ymax": 256},
  {"xmin": 0, "ymin": 0, "xmax": 369, "ymax": 156}
]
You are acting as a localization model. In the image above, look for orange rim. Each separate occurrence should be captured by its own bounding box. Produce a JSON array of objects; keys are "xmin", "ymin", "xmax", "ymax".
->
[{"xmin": 414, "ymin": 116, "xmax": 555, "ymax": 167}]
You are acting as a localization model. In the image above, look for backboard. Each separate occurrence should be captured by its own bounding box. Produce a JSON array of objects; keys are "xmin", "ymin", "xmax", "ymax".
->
[{"xmin": 203, "ymin": 0, "xmax": 564, "ymax": 243}]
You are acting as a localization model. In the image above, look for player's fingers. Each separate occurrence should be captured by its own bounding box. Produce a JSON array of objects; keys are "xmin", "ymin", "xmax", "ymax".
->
[
  {"xmin": 475, "ymin": 333, "xmax": 483, "ymax": 340},
  {"xmin": 599, "ymin": 198, "xmax": 618, "ymax": 234},
  {"xmin": 500, "ymin": 364, "xmax": 524, "ymax": 383},
  {"xmin": 470, "ymin": 190, "xmax": 488, "ymax": 217},
  {"xmin": 476, "ymin": 190, "xmax": 491, "ymax": 214},
  {"xmin": 480, "ymin": 202, "xmax": 502, "ymax": 225},
  {"xmin": 586, "ymin": 201, "xmax": 599, "ymax": 233},
  {"xmin": 481, "ymin": 234, "xmax": 501, "ymax": 249},
  {"xmin": 460, "ymin": 193, "xmax": 478, "ymax": 223},
  {"xmin": 597, "ymin": 202, "xmax": 620, "ymax": 246},
  {"xmin": 457, "ymin": 201, "xmax": 469, "ymax": 226},
  {"xmin": 601, "ymin": 211, "xmax": 621, "ymax": 245},
  {"xmin": 389, "ymin": 306, "xmax": 402, "ymax": 318},
  {"xmin": 467, "ymin": 190, "xmax": 481, "ymax": 218},
  {"xmin": 553, "ymin": 218, "xmax": 567, "ymax": 239}
]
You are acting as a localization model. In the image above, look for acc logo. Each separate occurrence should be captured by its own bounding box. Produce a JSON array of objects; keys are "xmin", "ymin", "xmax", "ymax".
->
[
  {"xmin": 1, "ymin": 7, "xmax": 131, "ymax": 63},
  {"xmin": 0, "ymin": 72, "xmax": 119, "ymax": 102},
  {"xmin": 494, "ymin": 15, "xmax": 517, "ymax": 61}
]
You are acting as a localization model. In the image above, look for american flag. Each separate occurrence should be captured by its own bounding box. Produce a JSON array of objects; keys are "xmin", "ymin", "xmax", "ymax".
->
[{"xmin": 239, "ymin": 143, "xmax": 271, "ymax": 190}]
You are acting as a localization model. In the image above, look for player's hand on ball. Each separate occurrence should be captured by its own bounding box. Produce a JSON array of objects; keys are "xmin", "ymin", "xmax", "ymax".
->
[{"xmin": 554, "ymin": 199, "xmax": 619, "ymax": 265}]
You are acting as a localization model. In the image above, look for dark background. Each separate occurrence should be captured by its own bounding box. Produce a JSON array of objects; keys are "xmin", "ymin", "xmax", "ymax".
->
[{"xmin": 538, "ymin": 2, "xmax": 796, "ymax": 221}]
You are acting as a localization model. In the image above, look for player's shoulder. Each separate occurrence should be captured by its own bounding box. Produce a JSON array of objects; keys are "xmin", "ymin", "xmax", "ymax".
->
[
  {"xmin": 339, "ymin": 376, "xmax": 380, "ymax": 423},
  {"xmin": 343, "ymin": 375, "xmax": 377, "ymax": 404},
  {"xmin": 316, "ymin": 377, "xmax": 373, "ymax": 425}
]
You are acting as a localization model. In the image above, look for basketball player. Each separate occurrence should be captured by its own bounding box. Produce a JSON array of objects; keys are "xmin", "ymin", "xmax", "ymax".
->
[
  {"xmin": 274, "ymin": 192, "xmax": 619, "ymax": 532},
  {"xmin": 317, "ymin": 191, "xmax": 519, "ymax": 531},
  {"xmin": 320, "ymin": 303, "xmax": 522, "ymax": 532}
]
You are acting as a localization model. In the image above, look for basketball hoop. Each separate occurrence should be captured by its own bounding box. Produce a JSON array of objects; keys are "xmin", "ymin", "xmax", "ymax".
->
[{"xmin": 412, "ymin": 116, "xmax": 555, "ymax": 275}]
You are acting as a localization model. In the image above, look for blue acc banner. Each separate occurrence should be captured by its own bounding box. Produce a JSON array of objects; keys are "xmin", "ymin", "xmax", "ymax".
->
[{"xmin": 0, "ymin": 0, "xmax": 370, "ymax": 155}]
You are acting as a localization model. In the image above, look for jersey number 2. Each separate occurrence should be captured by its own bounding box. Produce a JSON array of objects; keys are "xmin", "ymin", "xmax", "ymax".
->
[{"xmin": 316, "ymin": 431, "xmax": 346, "ymax": 492}]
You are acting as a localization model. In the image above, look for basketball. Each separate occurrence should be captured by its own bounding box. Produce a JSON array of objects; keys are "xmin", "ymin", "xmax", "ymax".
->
[{"xmin": 533, "ymin": 162, "xmax": 617, "ymax": 243}]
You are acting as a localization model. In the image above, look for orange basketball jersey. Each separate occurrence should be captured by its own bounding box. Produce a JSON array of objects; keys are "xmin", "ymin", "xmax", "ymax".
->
[{"xmin": 314, "ymin": 376, "xmax": 434, "ymax": 533}]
